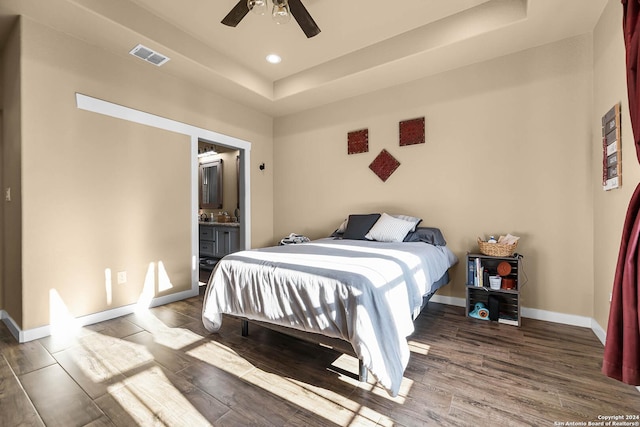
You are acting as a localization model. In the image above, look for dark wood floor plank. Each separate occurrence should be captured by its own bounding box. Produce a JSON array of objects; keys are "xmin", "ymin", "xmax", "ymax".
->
[
  {"xmin": 0, "ymin": 355, "xmax": 44, "ymax": 427},
  {"xmin": 156, "ymin": 363, "xmax": 231, "ymax": 423},
  {"xmin": 0, "ymin": 325, "xmax": 57, "ymax": 375},
  {"xmin": 350, "ymin": 379, "xmax": 455, "ymax": 426},
  {"xmin": 19, "ymin": 364, "xmax": 104, "ymax": 427}
]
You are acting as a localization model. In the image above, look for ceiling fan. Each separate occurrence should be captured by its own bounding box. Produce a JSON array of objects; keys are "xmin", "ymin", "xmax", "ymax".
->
[{"xmin": 222, "ymin": 0, "xmax": 321, "ymax": 38}]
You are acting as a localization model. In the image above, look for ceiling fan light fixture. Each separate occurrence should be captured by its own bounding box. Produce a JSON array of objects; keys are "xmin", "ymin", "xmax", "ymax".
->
[
  {"xmin": 272, "ymin": 0, "xmax": 291, "ymax": 25},
  {"xmin": 222, "ymin": 0, "xmax": 320, "ymax": 38},
  {"xmin": 247, "ymin": 0, "xmax": 267, "ymax": 15}
]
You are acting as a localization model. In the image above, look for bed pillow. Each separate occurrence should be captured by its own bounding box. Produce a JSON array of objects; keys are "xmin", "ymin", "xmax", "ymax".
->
[
  {"xmin": 342, "ymin": 214, "xmax": 381, "ymax": 240},
  {"xmin": 403, "ymin": 227, "xmax": 447, "ymax": 246},
  {"xmin": 336, "ymin": 218, "xmax": 348, "ymax": 233},
  {"xmin": 365, "ymin": 213, "xmax": 416, "ymax": 242},
  {"xmin": 330, "ymin": 218, "xmax": 348, "ymax": 236},
  {"xmin": 391, "ymin": 214, "xmax": 422, "ymax": 232}
]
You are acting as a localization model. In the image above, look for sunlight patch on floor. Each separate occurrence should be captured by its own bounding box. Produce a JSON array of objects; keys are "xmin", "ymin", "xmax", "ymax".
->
[
  {"xmin": 186, "ymin": 339, "xmax": 396, "ymax": 426},
  {"xmin": 107, "ymin": 365, "xmax": 212, "ymax": 426},
  {"xmin": 250, "ymin": 368, "xmax": 384, "ymax": 426},
  {"xmin": 370, "ymin": 377, "xmax": 412, "ymax": 404},
  {"xmin": 47, "ymin": 287, "xmax": 412, "ymax": 426},
  {"xmin": 332, "ymin": 353, "xmax": 410, "ymax": 404},
  {"xmin": 408, "ymin": 339, "xmax": 431, "ymax": 355},
  {"xmin": 74, "ymin": 333, "xmax": 154, "ymax": 382},
  {"xmin": 132, "ymin": 311, "xmax": 204, "ymax": 350},
  {"xmin": 186, "ymin": 340, "xmax": 255, "ymax": 377}
]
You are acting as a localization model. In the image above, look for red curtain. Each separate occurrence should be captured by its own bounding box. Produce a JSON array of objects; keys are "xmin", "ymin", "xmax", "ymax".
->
[{"xmin": 602, "ymin": 0, "xmax": 640, "ymax": 386}]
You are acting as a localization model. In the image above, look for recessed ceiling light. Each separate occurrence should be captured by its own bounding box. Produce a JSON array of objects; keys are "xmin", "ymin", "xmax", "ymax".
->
[{"xmin": 266, "ymin": 54, "xmax": 282, "ymax": 64}]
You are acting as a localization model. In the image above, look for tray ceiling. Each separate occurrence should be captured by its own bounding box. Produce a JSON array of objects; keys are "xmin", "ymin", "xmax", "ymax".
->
[{"xmin": 0, "ymin": 0, "xmax": 607, "ymax": 116}]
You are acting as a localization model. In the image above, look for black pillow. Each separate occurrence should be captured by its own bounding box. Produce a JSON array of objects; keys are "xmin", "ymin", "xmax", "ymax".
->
[
  {"xmin": 342, "ymin": 214, "xmax": 381, "ymax": 240},
  {"xmin": 403, "ymin": 227, "xmax": 447, "ymax": 246}
]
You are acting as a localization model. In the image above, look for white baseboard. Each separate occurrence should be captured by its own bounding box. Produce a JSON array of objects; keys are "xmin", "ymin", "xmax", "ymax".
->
[
  {"xmin": 2, "ymin": 288, "xmax": 200, "ymax": 343},
  {"xmin": 430, "ymin": 295, "xmax": 465, "ymax": 307},
  {"xmin": 520, "ymin": 307, "xmax": 592, "ymax": 328},
  {"xmin": 431, "ymin": 294, "xmax": 607, "ymax": 346},
  {"xmin": 591, "ymin": 318, "xmax": 607, "ymax": 345}
]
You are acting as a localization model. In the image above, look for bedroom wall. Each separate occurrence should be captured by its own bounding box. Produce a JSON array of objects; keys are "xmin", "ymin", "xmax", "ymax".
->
[
  {"xmin": 273, "ymin": 34, "xmax": 595, "ymax": 317},
  {"xmin": 1, "ymin": 19, "xmax": 22, "ymax": 324},
  {"xmin": 219, "ymin": 150, "xmax": 240, "ymax": 217},
  {"xmin": 16, "ymin": 17, "xmax": 273, "ymax": 331},
  {"xmin": 592, "ymin": 1, "xmax": 638, "ymax": 332}
]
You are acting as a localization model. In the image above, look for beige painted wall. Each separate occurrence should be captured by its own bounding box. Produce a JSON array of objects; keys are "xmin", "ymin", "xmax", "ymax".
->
[
  {"xmin": 1, "ymin": 19, "xmax": 22, "ymax": 324},
  {"xmin": 593, "ymin": 0, "xmax": 638, "ymax": 330},
  {"xmin": 218, "ymin": 150, "xmax": 240, "ymax": 217},
  {"xmin": 10, "ymin": 17, "xmax": 274, "ymax": 330},
  {"xmin": 274, "ymin": 35, "xmax": 595, "ymax": 316}
]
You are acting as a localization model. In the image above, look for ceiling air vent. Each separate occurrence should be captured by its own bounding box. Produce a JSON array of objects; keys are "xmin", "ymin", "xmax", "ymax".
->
[{"xmin": 129, "ymin": 44, "xmax": 170, "ymax": 66}]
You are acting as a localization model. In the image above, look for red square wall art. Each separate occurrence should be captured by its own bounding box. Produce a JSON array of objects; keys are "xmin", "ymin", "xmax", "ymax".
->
[
  {"xmin": 399, "ymin": 117, "xmax": 425, "ymax": 146},
  {"xmin": 369, "ymin": 149, "xmax": 400, "ymax": 182},
  {"xmin": 347, "ymin": 128, "xmax": 369, "ymax": 154}
]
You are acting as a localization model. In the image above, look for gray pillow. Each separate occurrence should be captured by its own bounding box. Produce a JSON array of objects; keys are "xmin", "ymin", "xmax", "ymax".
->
[
  {"xmin": 403, "ymin": 227, "xmax": 447, "ymax": 246},
  {"xmin": 342, "ymin": 214, "xmax": 381, "ymax": 240}
]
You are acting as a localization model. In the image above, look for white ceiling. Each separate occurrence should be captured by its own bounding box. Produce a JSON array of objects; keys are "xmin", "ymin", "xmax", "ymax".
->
[{"xmin": 0, "ymin": 0, "xmax": 608, "ymax": 117}]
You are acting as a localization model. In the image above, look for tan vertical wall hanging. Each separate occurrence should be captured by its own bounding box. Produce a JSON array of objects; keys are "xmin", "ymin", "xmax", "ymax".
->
[{"xmin": 602, "ymin": 103, "xmax": 622, "ymax": 191}]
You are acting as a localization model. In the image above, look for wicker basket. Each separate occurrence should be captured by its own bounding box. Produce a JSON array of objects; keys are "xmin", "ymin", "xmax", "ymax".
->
[{"xmin": 477, "ymin": 238, "xmax": 518, "ymax": 257}]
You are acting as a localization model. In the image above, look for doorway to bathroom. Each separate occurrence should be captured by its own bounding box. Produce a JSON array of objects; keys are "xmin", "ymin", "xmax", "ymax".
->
[{"xmin": 197, "ymin": 141, "xmax": 242, "ymax": 285}]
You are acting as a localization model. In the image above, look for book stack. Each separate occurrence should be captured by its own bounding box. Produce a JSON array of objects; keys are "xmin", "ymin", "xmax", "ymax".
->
[{"xmin": 468, "ymin": 257, "xmax": 486, "ymax": 287}]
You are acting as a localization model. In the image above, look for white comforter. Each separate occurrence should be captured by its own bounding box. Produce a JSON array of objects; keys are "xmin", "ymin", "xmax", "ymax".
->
[{"xmin": 202, "ymin": 238, "xmax": 457, "ymax": 396}]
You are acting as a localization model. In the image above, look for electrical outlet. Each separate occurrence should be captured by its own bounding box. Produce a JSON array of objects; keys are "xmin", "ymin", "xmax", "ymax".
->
[
  {"xmin": 117, "ymin": 271, "xmax": 127, "ymax": 284},
  {"xmin": 4, "ymin": 188, "xmax": 10, "ymax": 202}
]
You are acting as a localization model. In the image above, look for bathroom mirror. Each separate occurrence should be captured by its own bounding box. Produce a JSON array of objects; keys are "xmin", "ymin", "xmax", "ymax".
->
[{"xmin": 199, "ymin": 159, "xmax": 223, "ymax": 209}]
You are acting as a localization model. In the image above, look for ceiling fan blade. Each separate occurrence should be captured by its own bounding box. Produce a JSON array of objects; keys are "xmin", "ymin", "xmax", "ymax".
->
[
  {"xmin": 288, "ymin": 0, "xmax": 321, "ymax": 38},
  {"xmin": 221, "ymin": 0, "xmax": 250, "ymax": 27}
]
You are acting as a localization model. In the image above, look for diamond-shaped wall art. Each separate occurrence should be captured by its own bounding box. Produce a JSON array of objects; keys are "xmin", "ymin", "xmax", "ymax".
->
[
  {"xmin": 347, "ymin": 128, "xmax": 369, "ymax": 154},
  {"xmin": 369, "ymin": 149, "xmax": 400, "ymax": 182},
  {"xmin": 399, "ymin": 117, "xmax": 425, "ymax": 146}
]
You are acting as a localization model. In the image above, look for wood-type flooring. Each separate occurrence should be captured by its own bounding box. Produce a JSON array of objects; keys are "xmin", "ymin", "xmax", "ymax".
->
[{"xmin": 0, "ymin": 286, "xmax": 638, "ymax": 426}]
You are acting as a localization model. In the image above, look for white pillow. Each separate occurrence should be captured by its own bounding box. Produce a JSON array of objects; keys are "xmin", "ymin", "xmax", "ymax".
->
[
  {"xmin": 365, "ymin": 213, "xmax": 416, "ymax": 242},
  {"xmin": 391, "ymin": 214, "xmax": 422, "ymax": 232}
]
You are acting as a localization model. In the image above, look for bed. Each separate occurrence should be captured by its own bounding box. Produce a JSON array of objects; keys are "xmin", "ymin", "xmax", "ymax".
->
[{"xmin": 201, "ymin": 213, "xmax": 458, "ymax": 396}]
